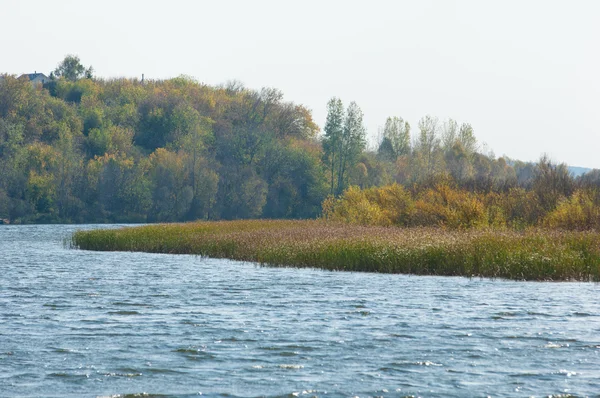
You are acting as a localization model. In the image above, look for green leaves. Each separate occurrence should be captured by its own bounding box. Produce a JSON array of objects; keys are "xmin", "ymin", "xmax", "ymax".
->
[
  {"xmin": 53, "ymin": 55, "xmax": 93, "ymax": 82},
  {"xmin": 322, "ymin": 98, "xmax": 367, "ymax": 196}
]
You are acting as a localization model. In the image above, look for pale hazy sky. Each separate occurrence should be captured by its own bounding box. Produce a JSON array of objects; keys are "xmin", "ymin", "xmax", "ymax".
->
[{"xmin": 2, "ymin": 0, "xmax": 598, "ymax": 168}]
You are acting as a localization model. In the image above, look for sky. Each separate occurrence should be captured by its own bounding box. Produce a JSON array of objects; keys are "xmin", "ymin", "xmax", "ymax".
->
[{"xmin": 1, "ymin": 0, "xmax": 599, "ymax": 168}]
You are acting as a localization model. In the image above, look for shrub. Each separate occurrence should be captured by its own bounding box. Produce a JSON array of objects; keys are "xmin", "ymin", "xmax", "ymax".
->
[
  {"xmin": 322, "ymin": 184, "xmax": 413, "ymax": 226},
  {"xmin": 410, "ymin": 184, "xmax": 487, "ymax": 229},
  {"xmin": 364, "ymin": 183, "xmax": 414, "ymax": 225},
  {"xmin": 322, "ymin": 186, "xmax": 387, "ymax": 225},
  {"xmin": 544, "ymin": 190, "xmax": 600, "ymax": 230},
  {"xmin": 500, "ymin": 187, "xmax": 544, "ymax": 228}
]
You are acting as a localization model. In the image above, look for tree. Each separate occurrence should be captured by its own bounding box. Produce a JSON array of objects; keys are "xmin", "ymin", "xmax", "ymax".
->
[
  {"xmin": 176, "ymin": 115, "xmax": 219, "ymax": 220},
  {"xmin": 377, "ymin": 136, "xmax": 396, "ymax": 162},
  {"xmin": 441, "ymin": 119, "xmax": 477, "ymax": 158},
  {"xmin": 441, "ymin": 118, "xmax": 458, "ymax": 150},
  {"xmin": 440, "ymin": 120, "xmax": 477, "ymax": 185},
  {"xmin": 444, "ymin": 141, "xmax": 473, "ymax": 184},
  {"xmin": 379, "ymin": 116, "xmax": 410, "ymax": 160},
  {"xmin": 336, "ymin": 102, "xmax": 367, "ymax": 195},
  {"xmin": 260, "ymin": 141, "xmax": 328, "ymax": 218},
  {"xmin": 533, "ymin": 154, "xmax": 574, "ymax": 212},
  {"xmin": 0, "ymin": 120, "xmax": 28, "ymax": 220},
  {"xmin": 148, "ymin": 148, "xmax": 193, "ymax": 221},
  {"xmin": 53, "ymin": 123, "xmax": 84, "ymax": 220},
  {"xmin": 322, "ymin": 97, "xmax": 344, "ymax": 195},
  {"xmin": 53, "ymin": 55, "xmax": 93, "ymax": 81},
  {"xmin": 457, "ymin": 122, "xmax": 477, "ymax": 154},
  {"xmin": 413, "ymin": 115, "xmax": 442, "ymax": 181},
  {"xmin": 0, "ymin": 120, "xmax": 26, "ymax": 188}
]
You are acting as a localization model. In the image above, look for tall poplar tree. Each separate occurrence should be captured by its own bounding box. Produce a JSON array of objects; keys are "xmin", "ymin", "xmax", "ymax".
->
[
  {"xmin": 336, "ymin": 101, "xmax": 366, "ymax": 195},
  {"xmin": 322, "ymin": 97, "xmax": 344, "ymax": 195}
]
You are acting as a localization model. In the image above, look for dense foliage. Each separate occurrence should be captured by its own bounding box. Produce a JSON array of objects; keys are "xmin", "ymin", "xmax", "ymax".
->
[
  {"xmin": 0, "ymin": 59, "xmax": 328, "ymax": 223},
  {"xmin": 1, "ymin": 56, "xmax": 599, "ymax": 224},
  {"xmin": 324, "ymin": 166, "xmax": 600, "ymax": 230},
  {"xmin": 323, "ymin": 113, "xmax": 600, "ymax": 231}
]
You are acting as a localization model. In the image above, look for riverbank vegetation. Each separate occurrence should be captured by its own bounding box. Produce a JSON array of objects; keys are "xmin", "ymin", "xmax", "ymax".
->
[
  {"xmin": 71, "ymin": 220, "xmax": 600, "ymax": 281},
  {"xmin": 7, "ymin": 56, "xmax": 600, "ymax": 279},
  {"xmin": 3, "ymin": 55, "xmax": 600, "ymax": 225},
  {"xmin": 323, "ymin": 180, "xmax": 600, "ymax": 231}
]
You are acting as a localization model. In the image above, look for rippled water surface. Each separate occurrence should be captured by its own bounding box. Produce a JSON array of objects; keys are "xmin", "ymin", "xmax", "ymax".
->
[{"xmin": 1, "ymin": 225, "xmax": 600, "ymax": 397}]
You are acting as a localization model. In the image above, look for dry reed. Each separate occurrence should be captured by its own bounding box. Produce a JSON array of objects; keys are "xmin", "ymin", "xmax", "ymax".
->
[{"xmin": 71, "ymin": 220, "xmax": 600, "ymax": 281}]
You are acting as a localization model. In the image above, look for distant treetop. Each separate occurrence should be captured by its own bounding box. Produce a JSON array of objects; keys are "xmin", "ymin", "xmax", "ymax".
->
[{"xmin": 53, "ymin": 55, "xmax": 93, "ymax": 81}]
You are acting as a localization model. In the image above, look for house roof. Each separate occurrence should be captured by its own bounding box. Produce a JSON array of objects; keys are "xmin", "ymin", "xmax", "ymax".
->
[{"xmin": 20, "ymin": 72, "xmax": 49, "ymax": 80}]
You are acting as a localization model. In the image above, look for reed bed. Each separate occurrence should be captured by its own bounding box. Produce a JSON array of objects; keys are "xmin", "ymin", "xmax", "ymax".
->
[{"xmin": 71, "ymin": 220, "xmax": 600, "ymax": 281}]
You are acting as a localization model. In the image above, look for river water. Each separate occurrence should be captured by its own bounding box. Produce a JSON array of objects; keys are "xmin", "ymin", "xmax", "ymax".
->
[{"xmin": 1, "ymin": 225, "xmax": 599, "ymax": 398}]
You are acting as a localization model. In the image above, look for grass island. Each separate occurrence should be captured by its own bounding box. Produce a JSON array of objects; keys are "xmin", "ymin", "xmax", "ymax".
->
[{"xmin": 72, "ymin": 220, "xmax": 600, "ymax": 281}]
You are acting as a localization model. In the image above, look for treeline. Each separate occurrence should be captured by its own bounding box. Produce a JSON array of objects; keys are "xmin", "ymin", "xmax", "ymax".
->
[
  {"xmin": 1, "ymin": 56, "xmax": 599, "ymax": 224},
  {"xmin": 320, "ymin": 97, "xmax": 600, "ymax": 230},
  {"xmin": 0, "ymin": 57, "xmax": 328, "ymax": 223},
  {"xmin": 323, "ymin": 168, "xmax": 600, "ymax": 230}
]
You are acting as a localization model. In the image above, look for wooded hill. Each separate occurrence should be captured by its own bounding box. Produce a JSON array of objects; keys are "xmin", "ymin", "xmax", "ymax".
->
[{"xmin": 1, "ymin": 56, "xmax": 598, "ymax": 224}]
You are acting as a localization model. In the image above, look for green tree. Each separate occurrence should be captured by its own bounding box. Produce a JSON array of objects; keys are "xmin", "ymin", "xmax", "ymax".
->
[
  {"xmin": 0, "ymin": 121, "xmax": 28, "ymax": 220},
  {"xmin": 148, "ymin": 148, "xmax": 193, "ymax": 221},
  {"xmin": 413, "ymin": 115, "xmax": 443, "ymax": 182},
  {"xmin": 380, "ymin": 116, "xmax": 410, "ymax": 159},
  {"xmin": 261, "ymin": 140, "xmax": 328, "ymax": 218},
  {"xmin": 53, "ymin": 55, "xmax": 94, "ymax": 81},
  {"xmin": 377, "ymin": 136, "xmax": 396, "ymax": 162},
  {"xmin": 176, "ymin": 116, "xmax": 219, "ymax": 220},
  {"xmin": 322, "ymin": 97, "xmax": 344, "ymax": 195},
  {"xmin": 336, "ymin": 101, "xmax": 367, "ymax": 195},
  {"xmin": 53, "ymin": 123, "xmax": 84, "ymax": 221},
  {"xmin": 440, "ymin": 119, "xmax": 477, "ymax": 185}
]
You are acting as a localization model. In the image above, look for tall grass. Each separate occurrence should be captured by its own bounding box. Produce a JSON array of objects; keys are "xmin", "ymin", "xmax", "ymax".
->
[{"xmin": 71, "ymin": 220, "xmax": 600, "ymax": 281}]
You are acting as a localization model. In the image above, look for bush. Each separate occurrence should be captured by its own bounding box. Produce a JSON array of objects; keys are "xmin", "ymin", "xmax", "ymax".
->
[
  {"xmin": 410, "ymin": 184, "xmax": 487, "ymax": 229},
  {"xmin": 322, "ymin": 186, "xmax": 387, "ymax": 225},
  {"xmin": 544, "ymin": 190, "xmax": 600, "ymax": 230},
  {"xmin": 322, "ymin": 184, "xmax": 413, "ymax": 226},
  {"xmin": 499, "ymin": 187, "xmax": 544, "ymax": 228},
  {"xmin": 364, "ymin": 183, "xmax": 414, "ymax": 225},
  {"xmin": 324, "ymin": 182, "xmax": 600, "ymax": 231}
]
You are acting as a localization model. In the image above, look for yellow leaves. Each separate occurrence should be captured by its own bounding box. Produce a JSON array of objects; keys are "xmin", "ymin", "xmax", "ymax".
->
[
  {"xmin": 322, "ymin": 185, "xmax": 410, "ymax": 226},
  {"xmin": 288, "ymin": 137, "xmax": 323, "ymax": 157},
  {"xmin": 321, "ymin": 195, "xmax": 337, "ymax": 220},
  {"xmin": 543, "ymin": 190, "xmax": 600, "ymax": 230},
  {"xmin": 411, "ymin": 184, "xmax": 488, "ymax": 229},
  {"xmin": 341, "ymin": 192, "xmax": 388, "ymax": 226},
  {"xmin": 324, "ymin": 181, "xmax": 600, "ymax": 232},
  {"xmin": 27, "ymin": 170, "xmax": 56, "ymax": 211},
  {"xmin": 149, "ymin": 147, "xmax": 183, "ymax": 169},
  {"xmin": 148, "ymin": 148, "xmax": 190, "ymax": 187},
  {"xmin": 293, "ymin": 105, "xmax": 320, "ymax": 138},
  {"xmin": 26, "ymin": 142, "xmax": 57, "ymax": 172},
  {"xmin": 324, "ymin": 183, "xmax": 491, "ymax": 229},
  {"xmin": 27, "ymin": 171, "xmax": 54, "ymax": 191}
]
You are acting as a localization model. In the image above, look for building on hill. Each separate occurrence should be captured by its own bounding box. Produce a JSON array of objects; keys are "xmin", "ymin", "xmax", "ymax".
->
[{"xmin": 19, "ymin": 72, "xmax": 50, "ymax": 85}]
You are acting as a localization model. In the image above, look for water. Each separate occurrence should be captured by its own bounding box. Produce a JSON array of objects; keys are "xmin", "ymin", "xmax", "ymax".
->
[{"xmin": 1, "ymin": 225, "xmax": 599, "ymax": 398}]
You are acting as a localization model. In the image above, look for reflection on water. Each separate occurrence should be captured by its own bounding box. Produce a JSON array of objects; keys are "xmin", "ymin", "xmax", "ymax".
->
[{"xmin": 1, "ymin": 224, "xmax": 599, "ymax": 397}]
